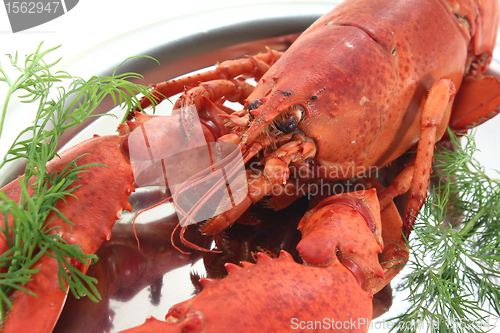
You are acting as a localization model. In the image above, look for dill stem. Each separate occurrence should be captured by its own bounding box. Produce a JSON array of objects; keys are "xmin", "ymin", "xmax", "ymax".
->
[
  {"xmin": 9, "ymin": 194, "xmax": 24, "ymax": 272},
  {"xmin": 0, "ymin": 64, "xmax": 13, "ymax": 139},
  {"xmin": 0, "ymin": 86, "xmax": 14, "ymax": 139},
  {"xmin": 437, "ymin": 257, "xmax": 448, "ymax": 276},
  {"xmin": 0, "ymin": 64, "xmax": 35, "ymax": 139},
  {"xmin": 458, "ymin": 186, "xmax": 500, "ymax": 237}
]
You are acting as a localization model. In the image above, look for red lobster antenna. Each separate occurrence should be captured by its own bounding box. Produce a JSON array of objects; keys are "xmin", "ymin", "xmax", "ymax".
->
[
  {"xmin": 172, "ymin": 144, "xmax": 246, "ymax": 252},
  {"xmin": 171, "ymin": 133, "xmax": 271, "ymax": 252}
]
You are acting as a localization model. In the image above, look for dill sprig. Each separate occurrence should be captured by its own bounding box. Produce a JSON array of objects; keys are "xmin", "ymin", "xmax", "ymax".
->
[
  {"xmin": 391, "ymin": 130, "xmax": 500, "ymax": 333},
  {"xmin": 0, "ymin": 43, "xmax": 157, "ymax": 319}
]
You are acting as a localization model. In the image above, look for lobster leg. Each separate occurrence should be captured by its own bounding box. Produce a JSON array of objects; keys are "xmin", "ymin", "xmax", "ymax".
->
[
  {"xmin": 380, "ymin": 74, "xmax": 500, "ymax": 235},
  {"xmin": 376, "ymin": 164, "xmax": 414, "ymax": 211},
  {"xmin": 200, "ymin": 130, "xmax": 318, "ymax": 235},
  {"xmin": 403, "ymin": 78, "xmax": 457, "ymax": 237},
  {"xmin": 368, "ymin": 179, "xmax": 410, "ymax": 293},
  {"xmin": 120, "ymin": 189, "xmax": 409, "ymax": 333},
  {"xmin": 121, "ymin": 251, "xmax": 373, "ymax": 333},
  {"xmin": 136, "ymin": 49, "xmax": 283, "ymax": 111},
  {"xmin": 173, "ymin": 79, "xmax": 255, "ymax": 113},
  {"xmin": 199, "ymin": 171, "xmax": 305, "ymax": 235},
  {"xmin": 297, "ymin": 189, "xmax": 384, "ymax": 293},
  {"xmin": 262, "ymin": 131, "xmax": 317, "ymax": 185},
  {"xmin": 123, "ymin": 80, "xmax": 259, "ymax": 191},
  {"xmin": 54, "ymin": 216, "xmax": 212, "ymax": 332},
  {"xmin": 2, "ymin": 109, "xmax": 246, "ymax": 331}
]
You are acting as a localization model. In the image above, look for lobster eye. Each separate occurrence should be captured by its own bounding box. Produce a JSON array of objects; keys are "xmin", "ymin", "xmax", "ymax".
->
[
  {"xmin": 454, "ymin": 13, "xmax": 471, "ymax": 35},
  {"xmin": 277, "ymin": 115, "xmax": 298, "ymax": 134},
  {"xmin": 277, "ymin": 105, "xmax": 305, "ymax": 134},
  {"xmin": 248, "ymin": 99, "xmax": 263, "ymax": 111}
]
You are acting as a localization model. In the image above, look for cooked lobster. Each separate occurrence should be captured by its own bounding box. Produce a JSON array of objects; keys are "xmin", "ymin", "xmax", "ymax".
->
[
  {"xmin": 120, "ymin": 0, "xmax": 500, "ymax": 331},
  {"xmin": 0, "ymin": 0, "xmax": 499, "ymax": 332}
]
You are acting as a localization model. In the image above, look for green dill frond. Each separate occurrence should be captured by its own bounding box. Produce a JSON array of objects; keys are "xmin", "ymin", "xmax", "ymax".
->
[{"xmin": 390, "ymin": 129, "xmax": 500, "ymax": 333}]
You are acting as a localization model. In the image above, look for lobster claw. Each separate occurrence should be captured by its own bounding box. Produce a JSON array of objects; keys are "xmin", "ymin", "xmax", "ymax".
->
[
  {"xmin": 120, "ymin": 190, "xmax": 397, "ymax": 333},
  {"xmin": 120, "ymin": 251, "xmax": 373, "ymax": 333},
  {"xmin": 0, "ymin": 136, "xmax": 136, "ymax": 333},
  {"xmin": 297, "ymin": 189, "xmax": 385, "ymax": 293}
]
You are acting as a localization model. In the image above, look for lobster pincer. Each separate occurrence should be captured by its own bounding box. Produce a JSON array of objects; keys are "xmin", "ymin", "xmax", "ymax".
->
[{"xmin": 120, "ymin": 189, "xmax": 407, "ymax": 333}]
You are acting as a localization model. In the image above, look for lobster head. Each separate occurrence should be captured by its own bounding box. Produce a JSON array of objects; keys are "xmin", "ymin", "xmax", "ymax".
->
[
  {"xmin": 223, "ymin": 0, "xmax": 499, "ymax": 172},
  {"xmin": 223, "ymin": 17, "xmax": 397, "ymax": 176}
]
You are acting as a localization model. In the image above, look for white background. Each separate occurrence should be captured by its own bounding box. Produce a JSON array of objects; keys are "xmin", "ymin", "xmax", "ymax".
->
[{"xmin": 0, "ymin": 0, "xmax": 335, "ymax": 75}]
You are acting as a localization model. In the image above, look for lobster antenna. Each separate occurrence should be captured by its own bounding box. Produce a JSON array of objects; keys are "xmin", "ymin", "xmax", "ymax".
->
[
  {"xmin": 171, "ymin": 133, "xmax": 273, "ymax": 252},
  {"xmin": 180, "ymin": 225, "xmax": 222, "ymax": 253},
  {"xmin": 173, "ymin": 145, "xmax": 244, "ymax": 226},
  {"xmin": 173, "ymin": 134, "xmax": 272, "ymax": 229},
  {"xmin": 170, "ymin": 222, "xmax": 191, "ymax": 255},
  {"xmin": 132, "ymin": 194, "xmax": 173, "ymax": 250}
]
